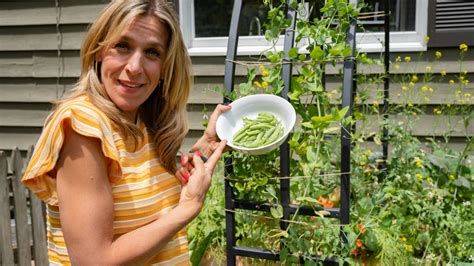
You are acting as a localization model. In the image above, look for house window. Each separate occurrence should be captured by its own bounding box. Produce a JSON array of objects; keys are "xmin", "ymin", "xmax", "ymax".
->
[{"xmin": 179, "ymin": 0, "xmax": 428, "ymax": 56}]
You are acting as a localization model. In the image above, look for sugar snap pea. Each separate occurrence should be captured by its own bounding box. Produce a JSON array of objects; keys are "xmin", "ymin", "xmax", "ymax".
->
[{"xmin": 232, "ymin": 112, "xmax": 284, "ymax": 148}]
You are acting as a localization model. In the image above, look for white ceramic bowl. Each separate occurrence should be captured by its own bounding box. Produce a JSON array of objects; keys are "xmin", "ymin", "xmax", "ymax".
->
[{"xmin": 216, "ymin": 94, "xmax": 296, "ymax": 155}]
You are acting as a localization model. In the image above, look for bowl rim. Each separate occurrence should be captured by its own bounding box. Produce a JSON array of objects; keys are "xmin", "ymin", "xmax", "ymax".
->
[{"xmin": 216, "ymin": 94, "xmax": 296, "ymax": 154}]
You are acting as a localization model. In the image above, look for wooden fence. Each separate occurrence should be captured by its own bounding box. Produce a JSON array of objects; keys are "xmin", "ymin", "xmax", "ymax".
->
[{"xmin": 0, "ymin": 147, "xmax": 48, "ymax": 266}]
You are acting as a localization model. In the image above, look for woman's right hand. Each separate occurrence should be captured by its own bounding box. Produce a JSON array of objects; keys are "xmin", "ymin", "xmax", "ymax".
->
[{"xmin": 178, "ymin": 140, "xmax": 227, "ymax": 214}]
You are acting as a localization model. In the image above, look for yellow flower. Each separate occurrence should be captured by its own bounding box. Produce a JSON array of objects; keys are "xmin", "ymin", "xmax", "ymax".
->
[
  {"xmin": 397, "ymin": 93, "xmax": 401, "ymax": 97},
  {"xmin": 447, "ymin": 103, "xmax": 451, "ymax": 107},
  {"xmin": 326, "ymin": 92, "xmax": 332, "ymax": 98},
  {"xmin": 354, "ymin": 96, "xmax": 360, "ymax": 102},
  {"xmin": 402, "ymin": 85, "xmax": 408, "ymax": 91},
  {"xmin": 465, "ymin": 92, "xmax": 472, "ymax": 97},
  {"xmin": 425, "ymin": 66, "xmax": 432, "ymax": 71},
  {"xmin": 425, "ymin": 36, "xmax": 430, "ymax": 43},
  {"xmin": 366, "ymin": 149, "xmax": 372, "ymax": 155},
  {"xmin": 412, "ymin": 112, "xmax": 417, "ymax": 116},
  {"xmin": 449, "ymin": 80, "xmax": 455, "ymax": 85},
  {"xmin": 424, "ymin": 97, "xmax": 430, "ymax": 102},
  {"xmin": 435, "ymin": 51, "xmax": 442, "ymax": 59},
  {"xmin": 441, "ymin": 70, "xmax": 446, "ymax": 76},
  {"xmin": 261, "ymin": 81, "xmax": 269, "ymax": 88},
  {"xmin": 254, "ymin": 81, "xmax": 262, "ymax": 87},
  {"xmin": 459, "ymin": 43, "xmax": 468, "ymax": 53},
  {"xmin": 427, "ymin": 177, "xmax": 433, "ymax": 182},
  {"xmin": 434, "ymin": 108, "xmax": 442, "ymax": 115},
  {"xmin": 404, "ymin": 244, "xmax": 414, "ymax": 253},
  {"xmin": 421, "ymin": 86, "xmax": 428, "ymax": 92},
  {"xmin": 396, "ymin": 56, "xmax": 402, "ymax": 62},
  {"xmin": 463, "ymin": 79, "xmax": 469, "ymax": 86},
  {"xmin": 449, "ymin": 175, "xmax": 456, "ymax": 180},
  {"xmin": 373, "ymin": 101, "xmax": 379, "ymax": 107},
  {"xmin": 394, "ymin": 64, "xmax": 400, "ymax": 70},
  {"xmin": 404, "ymin": 56, "xmax": 411, "ymax": 63},
  {"xmin": 416, "ymin": 174, "xmax": 424, "ymax": 181},
  {"xmin": 332, "ymin": 89, "xmax": 338, "ymax": 94},
  {"xmin": 411, "ymin": 75, "xmax": 418, "ymax": 82},
  {"xmin": 415, "ymin": 158, "xmax": 423, "ymax": 167},
  {"xmin": 463, "ymin": 70, "xmax": 468, "ymax": 75},
  {"xmin": 360, "ymin": 161, "xmax": 366, "ymax": 166},
  {"xmin": 408, "ymin": 103, "xmax": 413, "ymax": 107},
  {"xmin": 259, "ymin": 65, "xmax": 265, "ymax": 72},
  {"xmin": 429, "ymin": 87, "xmax": 433, "ymax": 93},
  {"xmin": 409, "ymin": 82, "xmax": 415, "ymax": 87},
  {"xmin": 262, "ymin": 70, "xmax": 269, "ymax": 77},
  {"xmin": 460, "ymin": 76, "xmax": 465, "ymax": 81}
]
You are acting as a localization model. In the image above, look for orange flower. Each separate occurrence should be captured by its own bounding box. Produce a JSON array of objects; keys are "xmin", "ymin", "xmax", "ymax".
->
[
  {"xmin": 356, "ymin": 239, "xmax": 363, "ymax": 248},
  {"xmin": 351, "ymin": 248, "xmax": 358, "ymax": 256},
  {"xmin": 318, "ymin": 196, "xmax": 334, "ymax": 208},
  {"xmin": 357, "ymin": 223, "xmax": 367, "ymax": 234}
]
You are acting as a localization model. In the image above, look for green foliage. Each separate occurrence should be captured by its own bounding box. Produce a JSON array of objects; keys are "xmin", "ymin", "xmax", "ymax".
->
[{"xmin": 188, "ymin": 0, "xmax": 473, "ymax": 264}]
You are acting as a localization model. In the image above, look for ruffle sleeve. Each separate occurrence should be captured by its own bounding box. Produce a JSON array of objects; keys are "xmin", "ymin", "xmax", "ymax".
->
[{"xmin": 22, "ymin": 98, "xmax": 122, "ymax": 206}]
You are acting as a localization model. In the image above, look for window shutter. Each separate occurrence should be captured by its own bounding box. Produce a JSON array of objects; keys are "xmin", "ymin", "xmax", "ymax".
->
[{"xmin": 427, "ymin": 0, "xmax": 474, "ymax": 47}]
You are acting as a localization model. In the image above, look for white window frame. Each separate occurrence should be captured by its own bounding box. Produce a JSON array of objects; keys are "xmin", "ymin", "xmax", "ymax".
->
[{"xmin": 180, "ymin": 0, "xmax": 428, "ymax": 56}]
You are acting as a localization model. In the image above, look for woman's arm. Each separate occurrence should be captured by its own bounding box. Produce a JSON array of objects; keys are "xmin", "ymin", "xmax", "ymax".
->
[{"xmin": 56, "ymin": 124, "xmax": 225, "ymax": 265}]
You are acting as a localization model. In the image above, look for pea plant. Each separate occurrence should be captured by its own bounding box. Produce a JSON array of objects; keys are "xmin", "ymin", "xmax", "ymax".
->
[{"xmin": 187, "ymin": 0, "xmax": 473, "ymax": 265}]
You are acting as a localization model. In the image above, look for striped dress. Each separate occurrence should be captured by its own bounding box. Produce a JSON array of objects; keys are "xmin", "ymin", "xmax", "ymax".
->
[{"xmin": 22, "ymin": 95, "xmax": 190, "ymax": 265}]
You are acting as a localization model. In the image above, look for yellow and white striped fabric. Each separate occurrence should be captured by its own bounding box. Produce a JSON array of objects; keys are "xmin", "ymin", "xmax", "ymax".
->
[{"xmin": 22, "ymin": 95, "xmax": 190, "ymax": 265}]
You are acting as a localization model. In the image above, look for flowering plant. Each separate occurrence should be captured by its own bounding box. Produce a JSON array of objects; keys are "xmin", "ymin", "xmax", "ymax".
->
[{"xmin": 187, "ymin": 0, "xmax": 473, "ymax": 265}]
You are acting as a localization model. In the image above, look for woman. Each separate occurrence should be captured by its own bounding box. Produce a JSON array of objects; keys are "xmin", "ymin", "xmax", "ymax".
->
[{"xmin": 22, "ymin": 0, "xmax": 230, "ymax": 265}]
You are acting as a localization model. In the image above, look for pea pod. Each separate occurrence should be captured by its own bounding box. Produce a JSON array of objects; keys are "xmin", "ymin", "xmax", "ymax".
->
[{"xmin": 232, "ymin": 112, "xmax": 284, "ymax": 148}]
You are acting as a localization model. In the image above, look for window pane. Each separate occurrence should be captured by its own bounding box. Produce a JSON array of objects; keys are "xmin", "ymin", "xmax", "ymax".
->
[
  {"xmin": 358, "ymin": 0, "xmax": 416, "ymax": 32},
  {"xmin": 193, "ymin": 0, "xmax": 417, "ymax": 38},
  {"xmin": 194, "ymin": 0, "xmax": 273, "ymax": 38}
]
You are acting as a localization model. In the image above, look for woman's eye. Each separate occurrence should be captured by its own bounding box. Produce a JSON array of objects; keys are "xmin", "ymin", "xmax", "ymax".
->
[
  {"xmin": 146, "ymin": 48, "xmax": 160, "ymax": 58},
  {"xmin": 114, "ymin": 42, "xmax": 129, "ymax": 51}
]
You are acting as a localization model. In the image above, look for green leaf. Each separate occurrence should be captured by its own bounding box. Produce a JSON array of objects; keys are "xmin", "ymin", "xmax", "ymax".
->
[
  {"xmin": 296, "ymin": 196, "xmax": 319, "ymax": 204},
  {"xmin": 334, "ymin": 106, "xmax": 349, "ymax": 120},
  {"xmin": 453, "ymin": 177, "xmax": 472, "ymax": 189},
  {"xmin": 310, "ymin": 46, "xmax": 324, "ymax": 60},
  {"xmin": 288, "ymin": 47, "xmax": 299, "ymax": 59},
  {"xmin": 301, "ymin": 122, "xmax": 314, "ymax": 129},
  {"xmin": 306, "ymin": 146, "xmax": 318, "ymax": 162},
  {"xmin": 342, "ymin": 47, "xmax": 352, "ymax": 57},
  {"xmin": 279, "ymin": 247, "xmax": 289, "ymax": 262},
  {"xmin": 190, "ymin": 231, "xmax": 216, "ymax": 266},
  {"xmin": 329, "ymin": 47, "xmax": 341, "ymax": 56},
  {"xmin": 311, "ymin": 114, "xmax": 334, "ymax": 123},
  {"xmin": 270, "ymin": 205, "xmax": 284, "ymax": 218}
]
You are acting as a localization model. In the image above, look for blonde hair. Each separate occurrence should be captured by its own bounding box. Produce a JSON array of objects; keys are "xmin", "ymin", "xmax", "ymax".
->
[{"xmin": 54, "ymin": 0, "xmax": 192, "ymax": 173}]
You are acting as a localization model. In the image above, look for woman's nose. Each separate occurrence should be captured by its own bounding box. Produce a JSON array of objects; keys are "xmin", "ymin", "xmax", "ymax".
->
[{"xmin": 125, "ymin": 51, "xmax": 144, "ymax": 75}]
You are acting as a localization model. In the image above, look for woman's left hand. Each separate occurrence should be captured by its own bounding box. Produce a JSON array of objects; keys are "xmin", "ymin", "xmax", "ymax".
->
[
  {"xmin": 192, "ymin": 104, "xmax": 231, "ymax": 157},
  {"xmin": 178, "ymin": 140, "xmax": 227, "ymax": 212}
]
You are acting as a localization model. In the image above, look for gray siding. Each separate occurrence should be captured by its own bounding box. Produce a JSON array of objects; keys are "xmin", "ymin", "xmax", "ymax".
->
[{"xmin": 0, "ymin": 0, "xmax": 472, "ymax": 157}]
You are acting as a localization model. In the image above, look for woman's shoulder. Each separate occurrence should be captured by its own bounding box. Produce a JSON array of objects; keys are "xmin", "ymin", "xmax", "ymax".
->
[{"xmin": 48, "ymin": 94, "xmax": 112, "ymax": 130}]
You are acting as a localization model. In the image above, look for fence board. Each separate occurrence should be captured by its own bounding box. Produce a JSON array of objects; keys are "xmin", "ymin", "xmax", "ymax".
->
[
  {"xmin": 0, "ymin": 151, "xmax": 14, "ymax": 265},
  {"xmin": 26, "ymin": 146, "xmax": 48, "ymax": 266},
  {"xmin": 11, "ymin": 147, "xmax": 32, "ymax": 265}
]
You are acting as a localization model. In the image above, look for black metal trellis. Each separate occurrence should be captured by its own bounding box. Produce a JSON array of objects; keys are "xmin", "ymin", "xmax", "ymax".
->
[{"xmin": 222, "ymin": 0, "xmax": 368, "ymax": 264}]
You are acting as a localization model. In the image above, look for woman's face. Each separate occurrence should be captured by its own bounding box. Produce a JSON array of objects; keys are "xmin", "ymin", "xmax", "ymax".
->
[{"xmin": 99, "ymin": 15, "xmax": 169, "ymax": 120}]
